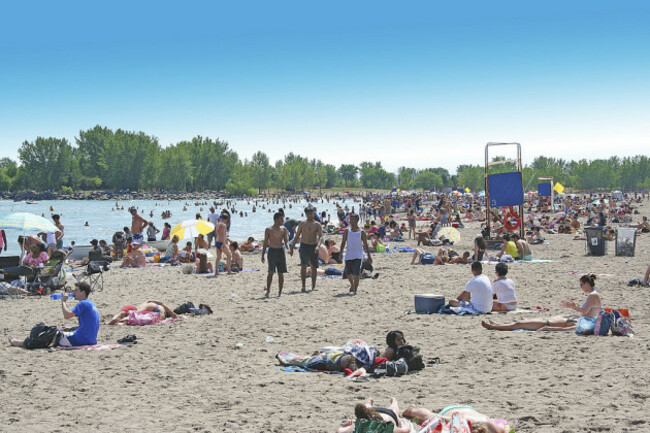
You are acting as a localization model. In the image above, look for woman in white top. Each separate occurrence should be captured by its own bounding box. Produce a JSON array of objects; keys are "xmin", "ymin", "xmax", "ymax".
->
[{"xmin": 491, "ymin": 262, "xmax": 518, "ymax": 311}]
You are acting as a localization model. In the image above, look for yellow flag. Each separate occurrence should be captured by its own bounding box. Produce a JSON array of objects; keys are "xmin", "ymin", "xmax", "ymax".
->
[
  {"xmin": 464, "ymin": 187, "xmax": 471, "ymax": 193},
  {"xmin": 554, "ymin": 182, "xmax": 565, "ymax": 194}
]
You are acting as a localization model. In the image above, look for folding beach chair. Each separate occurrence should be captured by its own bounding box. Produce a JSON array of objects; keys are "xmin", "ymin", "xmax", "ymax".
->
[{"xmin": 74, "ymin": 251, "xmax": 109, "ymax": 292}]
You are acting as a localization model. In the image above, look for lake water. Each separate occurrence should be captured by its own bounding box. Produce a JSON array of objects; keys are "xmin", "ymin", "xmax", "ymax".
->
[{"xmin": 0, "ymin": 198, "xmax": 356, "ymax": 256}]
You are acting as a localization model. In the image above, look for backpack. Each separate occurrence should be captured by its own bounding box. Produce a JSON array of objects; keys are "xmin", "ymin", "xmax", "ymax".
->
[
  {"xmin": 395, "ymin": 345, "xmax": 425, "ymax": 371},
  {"xmin": 353, "ymin": 419, "xmax": 394, "ymax": 433},
  {"xmin": 174, "ymin": 302, "xmax": 195, "ymax": 315},
  {"xmin": 23, "ymin": 322, "xmax": 60, "ymax": 349},
  {"xmin": 593, "ymin": 311, "xmax": 613, "ymax": 336},
  {"xmin": 610, "ymin": 309, "xmax": 634, "ymax": 336}
]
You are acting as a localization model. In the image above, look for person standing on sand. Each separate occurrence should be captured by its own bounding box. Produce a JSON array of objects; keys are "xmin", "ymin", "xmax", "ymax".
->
[
  {"xmin": 52, "ymin": 214, "xmax": 64, "ymax": 249},
  {"xmin": 129, "ymin": 206, "xmax": 149, "ymax": 244},
  {"xmin": 206, "ymin": 207, "xmax": 219, "ymax": 248},
  {"xmin": 214, "ymin": 215, "xmax": 232, "ymax": 276},
  {"xmin": 261, "ymin": 212, "xmax": 292, "ymax": 297},
  {"xmin": 290, "ymin": 206, "xmax": 323, "ymax": 292},
  {"xmin": 339, "ymin": 213, "xmax": 372, "ymax": 294}
]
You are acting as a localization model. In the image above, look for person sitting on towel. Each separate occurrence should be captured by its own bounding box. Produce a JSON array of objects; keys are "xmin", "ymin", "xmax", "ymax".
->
[
  {"xmin": 448, "ymin": 261, "xmax": 493, "ymax": 314},
  {"xmin": 491, "ymin": 262, "xmax": 518, "ymax": 312},
  {"xmin": 9, "ymin": 282, "xmax": 100, "ymax": 348}
]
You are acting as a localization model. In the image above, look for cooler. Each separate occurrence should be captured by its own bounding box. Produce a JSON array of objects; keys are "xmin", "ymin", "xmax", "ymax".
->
[{"xmin": 415, "ymin": 294, "xmax": 445, "ymax": 314}]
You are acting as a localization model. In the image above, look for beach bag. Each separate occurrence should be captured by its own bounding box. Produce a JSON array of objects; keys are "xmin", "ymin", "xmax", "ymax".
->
[
  {"xmin": 376, "ymin": 244, "xmax": 386, "ymax": 253},
  {"xmin": 23, "ymin": 322, "xmax": 60, "ymax": 349},
  {"xmin": 173, "ymin": 302, "xmax": 195, "ymax": 315},
  {"xmin": 610, "ymin": 309, "xmax": 634, "ymax": 336},
  {"xmin": 396, "ymin": 345, "xmax": 425, "ymax": 371},
  {"xmin": 353, "ymin": 419, "xmax": 394, "ymax": 433},
  {"xmin": 127, "ymin": 310, "xmax": 160, "ymax": 326},
  {"xmin": 593, "ymin": 311, "xmax": 613, "ymax": 336}
]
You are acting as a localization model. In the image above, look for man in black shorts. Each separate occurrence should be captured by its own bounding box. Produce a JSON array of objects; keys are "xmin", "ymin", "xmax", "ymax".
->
[
  {"xmin": 290, "ymin": 206, "xmax": 323, "ymax": 292},
  {"xmin": 262, "ymin": 212, "xmax": 292, "ymax": 297}
]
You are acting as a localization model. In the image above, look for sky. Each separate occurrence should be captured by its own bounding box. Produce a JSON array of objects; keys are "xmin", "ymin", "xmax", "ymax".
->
[{"xmin": 1, "ymin": 1, "xmax": 649, "ymax": 173}]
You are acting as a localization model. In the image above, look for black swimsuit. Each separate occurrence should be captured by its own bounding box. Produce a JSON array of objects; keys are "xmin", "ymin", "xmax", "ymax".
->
[{"xmin": 374, "ymin": 407, "xmax": 399, "ymax": 425}]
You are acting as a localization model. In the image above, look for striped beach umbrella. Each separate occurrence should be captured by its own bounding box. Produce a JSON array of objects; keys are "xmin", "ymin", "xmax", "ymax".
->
[
  {"xmin": 0, "ymin": 212, "xmax": 59, "ymax": 233},
  {"xmin": 170, "ymin": 219, "xmax": 215, "ymax": 241}
]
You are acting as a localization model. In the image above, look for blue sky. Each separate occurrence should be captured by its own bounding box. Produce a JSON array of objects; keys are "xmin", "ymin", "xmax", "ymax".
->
[{"xmin": 1, "ymin": 1, "xmax": 649, "ymax": 173}]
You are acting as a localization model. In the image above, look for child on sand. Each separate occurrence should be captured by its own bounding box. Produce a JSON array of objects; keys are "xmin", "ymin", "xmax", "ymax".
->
[
  {"xmin": 339, "ymin": 213, "xmax": 372, "ymax": 294},
  {"xmin": 262, "ymin": 212, "xmax": 292, "ymax": 297}
]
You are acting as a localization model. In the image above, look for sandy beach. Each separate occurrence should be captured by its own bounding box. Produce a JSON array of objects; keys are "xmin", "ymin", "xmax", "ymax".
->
[{"xmin": 2, "ymin": 202, "xmax": 649, "ymax": 433}]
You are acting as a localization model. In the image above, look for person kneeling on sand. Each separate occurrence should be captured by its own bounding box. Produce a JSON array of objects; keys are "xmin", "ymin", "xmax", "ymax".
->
[
  {"xmin": 108, "ymin": 300, "xmax": 178, "ymax": 325},
  {"xmin": 9, "ymin": 282, "xmax": 100, "ymax": 348},
  {"xmin": 448, "ymin": 261, "xmax": 493, "ymax": 314},
  {"xmin": 482, "ymin": 274, "xmax": 602, "ymax": 332},
  {"xmin": 491, "ymin": 262, "xmax": 518, "ymax": 312}
]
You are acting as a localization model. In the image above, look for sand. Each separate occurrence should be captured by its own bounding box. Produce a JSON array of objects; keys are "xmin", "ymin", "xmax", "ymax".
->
[{"xmin": 2, "ymin": 201, "xmax": 650, "ymax": 432}]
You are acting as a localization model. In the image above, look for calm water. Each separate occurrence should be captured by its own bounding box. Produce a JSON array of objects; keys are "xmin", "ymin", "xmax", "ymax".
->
[{"xmin": 0, "ymin": 198, "xmax": 355, "ymax": 256}]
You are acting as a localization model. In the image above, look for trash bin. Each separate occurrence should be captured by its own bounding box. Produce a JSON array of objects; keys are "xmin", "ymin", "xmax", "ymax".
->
[
  {"xmin": 585, "ymin": 227, "xmax": 606, "ymax": 256},
  {"xmin": 615, "ymin": 228, "xmax": 637, "ymax": 257}
]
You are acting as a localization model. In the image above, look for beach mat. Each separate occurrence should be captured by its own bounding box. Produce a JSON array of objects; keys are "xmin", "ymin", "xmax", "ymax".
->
[{"xmin": 56, "ymin": 344, "xmax": 126, "ymax": 351}]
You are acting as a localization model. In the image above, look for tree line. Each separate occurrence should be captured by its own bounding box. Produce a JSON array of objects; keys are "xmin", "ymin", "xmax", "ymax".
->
[{"xmin": 0, "ymin": 125, "xmax": 648, "ymax": 194}]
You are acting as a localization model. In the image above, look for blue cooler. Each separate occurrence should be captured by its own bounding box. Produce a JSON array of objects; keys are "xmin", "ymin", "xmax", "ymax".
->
[{"xmin": 415, "ymin": 294, "xmax": 445, "ymax": 314}]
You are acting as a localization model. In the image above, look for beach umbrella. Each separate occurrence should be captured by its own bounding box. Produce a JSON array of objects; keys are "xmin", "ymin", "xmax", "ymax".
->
[
  {"xmin": 451, "ymin": 191, "xmax": 462, "ymax": 197},
  {"xmin": 592, "ymin": 199, "xmax": 609, "ymax": 205},
  {"xmin": 170, "ymin": 219, "xmax": 215, "ymax": 241},
  {"xmin": 437, "ymin": 227, "xmax": 460, "ymax": 244},
  {"xmin": 478, "ymin": 191, "xmax": 485, "ymax": 197},
  {"xmin": 0, "ymin": 212, "xmax": 59, "ymax": 233}
]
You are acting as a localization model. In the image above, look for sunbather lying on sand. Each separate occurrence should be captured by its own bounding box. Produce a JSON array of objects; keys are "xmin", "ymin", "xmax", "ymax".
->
[
  {"xmin": 482, "ymin": 274, "xmax": 601, "ymax": 332},
  {"xmin": 108, "ymin": 300, "xmax": 178, "ymax": 325},
  {"xmin": 337, "ymin": 397, "xmax": 509, "ymax": 433}
]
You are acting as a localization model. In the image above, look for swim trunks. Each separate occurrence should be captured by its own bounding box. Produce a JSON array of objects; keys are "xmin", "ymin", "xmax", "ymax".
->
[
  {"xmin": 344, "ymin": 259, "xmax": 362, "ymax": 276},
  {"xmin": 420, "ymin": 253, "xmax": 435, "ymax": 265},
  {"xmin": 299, "ymin": 243, "xmax": 319, "ymax": 268},
  {"xmin": 132, "ymin": 233, "xmax": 143, "ymax": 243},
  {"xmin": 215, "ymin": 242, "xmax": 223, "ymax": 249},
  {"xmin": 267, "ymin": 247, "xmax": 287, "ymax": 273}
]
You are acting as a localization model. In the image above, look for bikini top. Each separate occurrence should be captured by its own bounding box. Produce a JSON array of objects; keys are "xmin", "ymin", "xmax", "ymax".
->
[{"xmin": 374, "ymin": 407, "xmax": 399, "ymax": 425}]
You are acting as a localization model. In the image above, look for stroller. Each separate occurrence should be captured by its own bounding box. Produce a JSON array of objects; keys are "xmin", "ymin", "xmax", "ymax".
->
[{"xmin": 26, "ymin": 249, "xmax": 71, "ymax": 295}]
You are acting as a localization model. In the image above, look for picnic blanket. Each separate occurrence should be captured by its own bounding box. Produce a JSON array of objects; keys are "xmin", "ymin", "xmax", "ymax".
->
[{"xmin": 126, "ymin": 311, "xmax": 183, "ymax": 326}]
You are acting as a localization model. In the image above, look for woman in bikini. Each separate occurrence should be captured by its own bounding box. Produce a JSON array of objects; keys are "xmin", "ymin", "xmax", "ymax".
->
[
  {"xmin": 108, "ymin": 300, "xmax": 178, "ymax": 325},
  {"xmin": 481, "ymin": 274, "xmax": 601, "ymax": 332}
]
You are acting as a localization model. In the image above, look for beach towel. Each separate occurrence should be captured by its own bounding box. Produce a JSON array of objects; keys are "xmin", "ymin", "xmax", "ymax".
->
[
  {"xmin": 126, "ymin": 311, "xmax": 182, "ymax": 326},
  {"xmin": 394, "ymin": 246, "xmax": 415, "ymax": 252},
  {"xmin": 56, "ymin": 344, "xmax": 125, "ymax": 351},
  {"xmin": 344, "ymin": 340, "xmax": 377, "ymax": 368},
  {"xmin": 438, "ymin": 303, "xmax": 481, "ymax": 316}
]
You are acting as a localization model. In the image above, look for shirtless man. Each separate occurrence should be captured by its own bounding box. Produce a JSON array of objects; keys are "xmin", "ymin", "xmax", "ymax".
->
[
  {"xmin": 129, "ymin": 207, "xmax": 149, "ymax": 245},
  {"xmin": 120, "ymin": 242, "xmax": 146, "ymax": 268},
  {"xmin": 290, "ymin": 206, "xmax": 323, "ymax": 292},
  {"xmin": 261, "ymin": 212, "xmax": 292, "ymax": 297},
  {"xmin": 194, "ymin": 233, "xmax": 208, "ymax": 252},
  {"xmin": 214, "ymin": 215, "xmax": 232, "ymax": 275}
]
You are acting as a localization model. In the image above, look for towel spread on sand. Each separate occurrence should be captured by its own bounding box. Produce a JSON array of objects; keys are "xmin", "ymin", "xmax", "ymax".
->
[{"xmin": 56, "ymin": 344, "xmax": 125, "ymax": 351}]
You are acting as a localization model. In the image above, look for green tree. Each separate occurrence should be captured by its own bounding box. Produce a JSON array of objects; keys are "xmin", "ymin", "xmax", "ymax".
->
[
  {"xmin": 250, "ymin": 151, "xmax": 272, "ymax": 193},
  {"xmin": 337, "ymin": 164, "xmax": 358, "ymax": 187},
  {"xmin": 0, "ymin": 157, "xmax": 18, "ymax": 178},
  {"xmin": 76, "ymin": 125, "xmax": 113, "ymax": 179},
  {"xmin": 18, "ymin": 137, "xmax": 74, "ymax": 190},
  {"xmin": 413, "ymin": 170, "xmax": 443, "ymax": 191},
  {"xmin": 456, "ymin": 164, "xmax": 485, "ymax": 192}
]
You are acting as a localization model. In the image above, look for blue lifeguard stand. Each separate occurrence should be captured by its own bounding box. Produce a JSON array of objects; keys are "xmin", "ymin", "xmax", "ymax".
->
[{"xmin": 484, "ymin": 142, "xmax": 525, "ymax": 239}]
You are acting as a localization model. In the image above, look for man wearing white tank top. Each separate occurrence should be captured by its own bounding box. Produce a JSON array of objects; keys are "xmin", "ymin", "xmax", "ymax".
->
[{"xmin": 340, "ymin": 213, "xmax": 372, "ymax": 294}]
